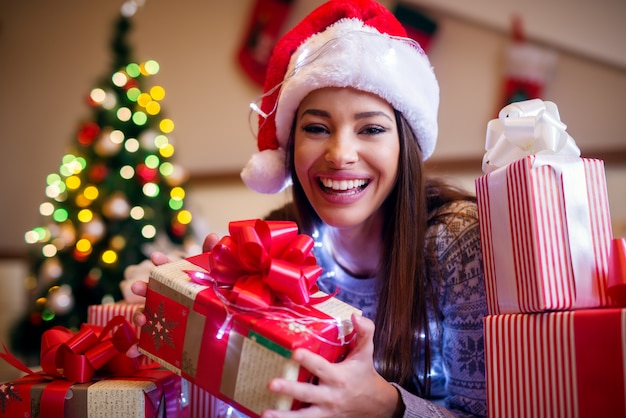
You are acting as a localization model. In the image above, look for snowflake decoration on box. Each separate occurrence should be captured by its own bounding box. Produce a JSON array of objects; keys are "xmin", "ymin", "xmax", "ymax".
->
[
  {"xmin": 0, "ymin": 382, "xmax": 22, "ymax": 413},
  {"xmin": 143, "ymin": 301, "xmax": 179, "ymax": 351}
]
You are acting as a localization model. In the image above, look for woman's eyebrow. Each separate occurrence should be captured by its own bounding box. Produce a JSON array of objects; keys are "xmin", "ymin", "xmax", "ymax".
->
[
  {"xmin": 300, "ymin": 109, "xmax": 392, "ymax": 121},
  {"xmin": 300, "ymin": 109, "xmax": 330, "ymax": 119},
  {"xmin": 355, "ymin": 111, "xmax": 393, "ymax": 121}
]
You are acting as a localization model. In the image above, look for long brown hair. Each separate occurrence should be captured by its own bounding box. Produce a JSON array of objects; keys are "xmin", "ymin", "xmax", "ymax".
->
[{"xmin": 286, "ymin": 110, "xmax": 474, "ymax": 396}]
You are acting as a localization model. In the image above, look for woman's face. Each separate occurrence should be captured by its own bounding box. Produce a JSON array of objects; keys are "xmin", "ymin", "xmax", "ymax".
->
[{"xmin": 293, "ymin": 87, "xmax": 400, "ymax": 229}]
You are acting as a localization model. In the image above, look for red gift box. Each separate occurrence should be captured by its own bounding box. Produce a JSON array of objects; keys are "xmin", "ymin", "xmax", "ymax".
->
[
  {"xmin": 0, "ymin": 369, "xmax": 184, "ymax": 417},
  {"xmin": 138, "ymin": 219, "xmax": 360, "ymax": 417},
  {"xmin": 476, "ymin": 155, "xmax": 613, "ymax": 314},
  {"xmin": 484, "ymin": 308, "xmax": 626, "ymax": 418}
]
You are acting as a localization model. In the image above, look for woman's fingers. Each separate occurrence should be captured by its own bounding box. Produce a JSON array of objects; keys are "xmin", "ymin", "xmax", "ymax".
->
[
  {"xmin": 348, "ymin": 314, "xmax": 376, "ymax": 360},
  {"xmin": 126, "ymin": 343, "xmax": 143, "ymax": 358},
  {"xmin": 151, "ymin": 251, "xmax": 171, "ymax": 266},
  {"xmin": 130, "ymin": 279, "xmax": 148, "ymax": 298},
  {"xmin": 202, "ymin": 233, "xmax": 221, "ymax": 253}
]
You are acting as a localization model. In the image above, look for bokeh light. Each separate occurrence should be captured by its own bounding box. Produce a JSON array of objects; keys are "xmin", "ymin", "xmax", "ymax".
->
[
  {"xmin": 159, "ymin": 119, "xmax": 174, "ymax": 133},
  {"xmin": 120, "ymin": 165, "xmax": 135, "ymax": 179},
  {"xmin": 143, "ymin": 60, "xmax": 160, "ymax": 75},
  {"xmin": 177, "ymin": 210, "xmax": 192, "ymax": 225},
  {"xmin": 112, "ymin": 71, "xmax": 128, "ymax": 87},
  {"xmin": 150, "ymin": 86, "xmax": 165, "ymax": 100},
  {"xmin": 141, "ymin": 224, "xmax": 157, "ymax": 239},
  {"xmin": 142, "ymin": 183, "xmax": 159, "ymax": 197}
]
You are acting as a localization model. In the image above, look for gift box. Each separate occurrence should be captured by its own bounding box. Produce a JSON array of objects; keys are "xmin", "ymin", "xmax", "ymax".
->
[
  {"xmin": 484, "ymin": 308, "xmax": 626, "ymax": 418},
  {"xmin": 476, "ymin": 100, "xmax": 613, "ymax": 314},
  {"xmin": 138, "ymin": 219, "xmax": 360, "ymax": 417},
  {"xmin": 0, "ymin": 369, "xmax": 184, "ymax": 417}
]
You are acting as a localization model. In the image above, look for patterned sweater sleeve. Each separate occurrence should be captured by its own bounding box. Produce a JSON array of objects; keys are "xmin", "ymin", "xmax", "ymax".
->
[{"xmin": 396, "ymin": 200, "xmax": 488, "ymax": 417}]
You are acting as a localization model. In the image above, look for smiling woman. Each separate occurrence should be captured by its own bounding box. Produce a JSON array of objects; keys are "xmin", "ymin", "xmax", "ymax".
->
[{"xmin": 129, "ymin": 1, "xmax": 489, "ymax": 416}]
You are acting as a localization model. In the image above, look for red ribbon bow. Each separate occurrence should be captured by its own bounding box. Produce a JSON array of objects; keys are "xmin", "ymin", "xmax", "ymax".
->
[
  {"xmin": 188, "ymin": 219, "xmax": 322, "ymax": 309},
  {"xmin": 41, "ymin": 315, "xmax": 139, "ymax": 383},
  {"xmin": 0, "ymin": 315, "xmax": 139, "ymax": 384}
]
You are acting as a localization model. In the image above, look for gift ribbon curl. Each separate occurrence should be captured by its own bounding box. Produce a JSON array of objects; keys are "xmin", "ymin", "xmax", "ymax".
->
[
  {"xmin": 41, "ymin": 315, "xmax": 139, "ymax": 382},
  {"xmin": 196, "ymin": 219, "xmax": 323, "ymax": 309},
  {"xmin": 482, "ymin": 99, "xmax": 581, "ymax": 174}
]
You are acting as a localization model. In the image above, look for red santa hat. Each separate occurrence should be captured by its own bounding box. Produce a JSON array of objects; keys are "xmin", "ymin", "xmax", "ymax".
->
[{"xmin": 241, "ymin": 0, "xmax": 439, "ymax": 194}]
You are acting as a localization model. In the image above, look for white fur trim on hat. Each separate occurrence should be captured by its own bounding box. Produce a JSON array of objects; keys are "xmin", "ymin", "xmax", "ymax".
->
[{"xmin": 277, "ymin": 18, "xmax": 439, "ymax": 158}]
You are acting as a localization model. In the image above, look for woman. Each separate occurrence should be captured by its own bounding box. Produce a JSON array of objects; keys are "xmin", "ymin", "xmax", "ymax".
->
[{"xmin": 131, "ymin": 0, "xmax": 487, "ymax": 416}]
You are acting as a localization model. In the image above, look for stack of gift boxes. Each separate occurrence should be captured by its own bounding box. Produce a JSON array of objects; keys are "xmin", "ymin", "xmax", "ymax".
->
[
  {"xmin": 0, "ymin": 311, "xmax": 189, "ymax": 417},
  {"xmin": 475, "ymin": 100, "xmax": 626, "ymax": 418}
]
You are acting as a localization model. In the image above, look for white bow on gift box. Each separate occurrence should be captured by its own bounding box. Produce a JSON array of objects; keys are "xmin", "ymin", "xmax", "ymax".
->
[{"xmin": 482, "ymin": 98, "xmax": 581, "ymax": 174}]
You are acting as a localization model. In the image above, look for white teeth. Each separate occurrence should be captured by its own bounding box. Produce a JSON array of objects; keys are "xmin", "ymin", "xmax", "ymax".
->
[{"xmin": 320, "ymin": 178, "xmax": 367, "ymax": 191}]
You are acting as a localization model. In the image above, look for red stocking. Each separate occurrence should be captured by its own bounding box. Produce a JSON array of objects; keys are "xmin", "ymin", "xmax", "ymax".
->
[
  {"xmin": 237, "ymin": 0, "xmax": 295, "ymax": 86},
  {"xmin": 498, "ymin": 16, "xmax": 557, "ymax": 110}
]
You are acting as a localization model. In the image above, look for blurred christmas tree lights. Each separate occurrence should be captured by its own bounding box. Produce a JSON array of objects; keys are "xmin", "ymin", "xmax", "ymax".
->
[{"xmin": 12, "ymin": 1, "xmax": 194, "ymax": 362}]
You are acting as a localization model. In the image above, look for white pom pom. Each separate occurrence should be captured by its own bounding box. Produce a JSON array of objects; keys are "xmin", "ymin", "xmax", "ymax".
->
[{"xmin": 240, "ymin": 149, "xmax": 291, "ymax": 194}]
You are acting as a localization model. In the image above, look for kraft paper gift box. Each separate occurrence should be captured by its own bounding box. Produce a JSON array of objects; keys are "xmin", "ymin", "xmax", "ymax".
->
[
  {"xmin": 484, "ymin": 308, "xmax": 626, "ymax": 418},
  {"xmin": 0, "ymin": 369, "xmax": 185, "ymax": 418},
  {"xmin": 475, "ymin": 99, "xmax": 613, "ymax": 314},
  {"xmin": 138, "ymin": 219, "xmax": 360, "ymax": 418}
]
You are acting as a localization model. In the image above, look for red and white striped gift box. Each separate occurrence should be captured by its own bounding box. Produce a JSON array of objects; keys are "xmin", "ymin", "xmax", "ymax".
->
[
  {"xmin": 187, "ymin": 380, "xmax": 250, "ymax": 417},
  {"xmin": 484, "ymin": 308, "xmax": 626, "ymax": 418},
  {"xmin": 88, "ymin": 302, "xmax": 145, "ymax": 334},
  {"xmin": 476, "ymin": 155, "xmax": 613, "ymax": 314}
]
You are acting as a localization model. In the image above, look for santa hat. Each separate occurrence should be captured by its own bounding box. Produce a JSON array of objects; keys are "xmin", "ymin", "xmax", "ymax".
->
[{"xmin": 241, "ymin": 0, "xmax": 439, "ymax": 194}]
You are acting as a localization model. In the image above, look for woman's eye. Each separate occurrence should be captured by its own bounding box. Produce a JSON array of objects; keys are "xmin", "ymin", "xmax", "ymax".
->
[
  {"xmin": 302, "ymin": 124, "xmax": 328, "ymax": 135},
  {"xmin": 361, "ymin": 125, "xmax": 386, "ymax": 135}
]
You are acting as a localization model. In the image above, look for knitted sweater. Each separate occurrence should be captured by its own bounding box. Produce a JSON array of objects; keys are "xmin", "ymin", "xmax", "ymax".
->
[{"xmin": 313, "ymin": 200, "xmax": 488, "ymax": 417}]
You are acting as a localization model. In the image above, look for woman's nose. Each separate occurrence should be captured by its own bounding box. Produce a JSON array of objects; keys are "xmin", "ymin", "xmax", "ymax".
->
[{"xmin": 325, "ymin": 132, "xmax": 358, "ymax": 168}]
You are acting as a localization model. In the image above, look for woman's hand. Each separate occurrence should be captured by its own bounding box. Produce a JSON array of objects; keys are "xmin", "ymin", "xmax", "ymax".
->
[
  {"xmin": 261, "ymin": 314, "xmax": 402, "ymax": 418},
  {"xmin": 125, "ymin": 233, "xmax": 221, "ymax": 358}
]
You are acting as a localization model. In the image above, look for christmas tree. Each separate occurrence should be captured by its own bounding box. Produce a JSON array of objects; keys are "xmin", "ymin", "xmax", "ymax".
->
[{"xmin": 10, "ymin": 2, "xmax": 194, "ymax": 363}]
